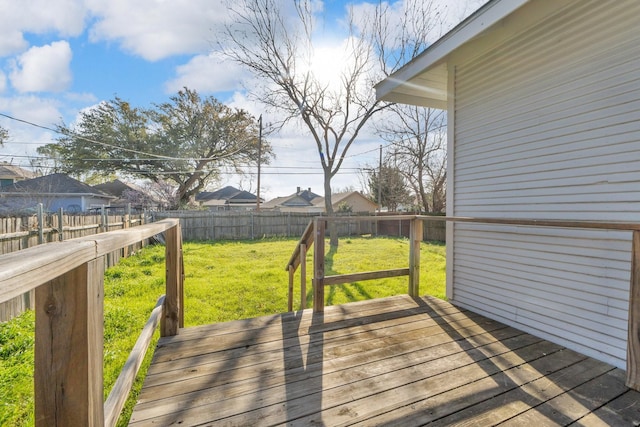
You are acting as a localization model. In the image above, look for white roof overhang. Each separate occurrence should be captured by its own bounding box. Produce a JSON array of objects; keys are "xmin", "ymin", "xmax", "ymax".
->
[{"xmin": 375, "ymin": 0, "xmax": 530, "ymax": 109}]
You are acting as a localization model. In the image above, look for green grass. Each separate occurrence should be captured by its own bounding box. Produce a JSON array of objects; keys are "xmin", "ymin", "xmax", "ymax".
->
[{"xmin": 0, "ymin": 236, "xmax": 446, "ymax": 426}]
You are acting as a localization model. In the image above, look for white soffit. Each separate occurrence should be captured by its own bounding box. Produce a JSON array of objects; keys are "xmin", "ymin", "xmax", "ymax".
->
[{"xmin": 374, "ymin": 0, "xmax": 530, "ymax": 108}]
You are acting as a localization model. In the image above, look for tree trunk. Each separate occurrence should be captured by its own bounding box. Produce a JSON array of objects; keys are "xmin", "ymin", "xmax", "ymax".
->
[{"xmin": 324, "ymin": 173, "xmax": 339, "ymax": 248}]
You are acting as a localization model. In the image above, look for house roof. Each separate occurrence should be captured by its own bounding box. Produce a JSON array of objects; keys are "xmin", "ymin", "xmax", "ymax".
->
[
  {"xmin": 0, "ymin": 162, "xmax": 35, "ymax": 180},
  {"xmin": 196, "ymin": 186, "xmax": 259, "ymax": 203},
  {"xmin": 0, "ymin": 173, "xmax": 114, "ymax": 198},
  {"xmin": 312, "ymin": 191, "xmax": 377, "ymax": 209},
  {"xmin": 93, "ymin": 179, "xmax": 144, "ymax": 197},
  {"xmin": 262, "ymin": 188, "xmax": 322, "ymax": 209},
  {"xmin": 375, "ymin": 0, "xmax": 530, "ymax": 108}
]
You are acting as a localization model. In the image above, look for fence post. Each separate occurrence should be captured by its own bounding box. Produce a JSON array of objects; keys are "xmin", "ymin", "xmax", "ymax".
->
[
  {"xmin": 313, "ymin": 218, "xmax": 325, "ymax": 313},
  {"xmin": 627, "ymin": 230, "xmax": 640, "ymax": 390},
  {"xmin": 161, "ymin": 223, "xmax": 183, "ymax": 337},
  {"xmin": 37, "ymin": 203, "xmax": 44, "ymax": 244},
  {"xmin": 409, "ymin": 218, "xmax": 422, "ymax": 297},
  {"xmin": 35, "ymin": 258, "xmax": 105, "ymax": 426},
  {"xmin": 123, "ymin": 204, "xmax": 132, "ymax": 258},
  {"xmin": 57, "ymin": 208, "xmax": 64, "ymax": 241}
]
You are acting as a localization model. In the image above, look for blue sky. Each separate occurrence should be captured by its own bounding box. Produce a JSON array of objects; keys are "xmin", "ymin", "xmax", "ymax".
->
[{"xmin": 0, "ymin": 0, "xmax": 484, "ymax": 200}]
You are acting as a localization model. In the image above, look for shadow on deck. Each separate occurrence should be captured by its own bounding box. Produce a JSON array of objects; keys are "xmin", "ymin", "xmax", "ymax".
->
[{"xmin": 129, "ymin": 295, "xmax": 640, "ymax": 426}]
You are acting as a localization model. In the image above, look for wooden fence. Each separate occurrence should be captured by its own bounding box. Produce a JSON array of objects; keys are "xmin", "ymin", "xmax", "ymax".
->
[
  {"xmin": 0, "ymin": 206, "xmax": 149, "ymax": 321},
  {"xmin": 153, "ymin": 210, "xmax": 446, "ymax": 242}
]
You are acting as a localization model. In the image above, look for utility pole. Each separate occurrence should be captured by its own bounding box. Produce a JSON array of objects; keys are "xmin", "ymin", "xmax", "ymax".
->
[{"xmin": 256, "ymin": 114, "xmax": 262, "ymax": 212}]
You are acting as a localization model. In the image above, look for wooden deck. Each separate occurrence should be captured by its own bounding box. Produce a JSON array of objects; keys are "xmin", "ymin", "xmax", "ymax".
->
[{"xmin": 129, "ymin": 295, "xmax": 640, "ymax": 426}]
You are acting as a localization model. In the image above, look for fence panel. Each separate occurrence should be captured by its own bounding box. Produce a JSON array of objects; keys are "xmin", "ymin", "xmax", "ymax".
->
[{"xmin": 0, "ymin": 211, "xmax": 147, "ymax": 321}]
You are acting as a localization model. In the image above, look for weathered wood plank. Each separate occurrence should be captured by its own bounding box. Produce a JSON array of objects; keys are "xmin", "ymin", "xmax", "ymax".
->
[
  {"xmin": 137, "ymin": 313, "xmax": 509, "ymax": 402},
  {"xmin": 104, "ymin": 296, "xmax": 164, "ymax": 427},
  {"xmin": 0, "ymin": 240, "xmax": 96, "ymax": 303},
  {"xmin": 130, "ymin": 295, "xmax": 632, "ymax": 427},
  {"xmin": 161, "ymin": 223, "xmax": 182, "ymax": 337},
  {"xmin": 409, "ymin": 218, "xmax": 422, "ymax": 297},
  {"xmin": 147, "ymin": 297, "xmax": 471, "ymax": 365},
  {"xmin": 0, "ymin": 219, "xmax": 178, "ymax": 304},
  {"xmin": 130, "ymin": 332, "xmax": 555, "ymax": 426},
  {"xmin": 323, "ymin": 268, "xmax": 409, "ymax": 286},
  {"xmin": 500, "ymin": 367, "xmax": 627, "ymax": 426},
  {"xmin": 627, "ymin": 229, "xmax": 640, "ymax": 390},
  {"xmin": 285, "ymin": 220, "xmax": 314, "ymax": 271},
  {"xmin": 577, "ymin": 389, "xmax": 640, "ymax": 426},
  {"xmin": 35, "ymin": 258, "xmax": 104, "ymax": 427},
  {"xmin": 313, "ymin": 218, "xmax": 325, "ymax": 312},
  {"xmin": 299, "ymin": 243, "xmax": 307, "ymax": 309}
]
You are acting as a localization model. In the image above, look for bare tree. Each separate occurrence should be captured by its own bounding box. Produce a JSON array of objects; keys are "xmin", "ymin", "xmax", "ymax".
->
[
  {"xmin": 379, "ymin": 105, "xmax": 447, "ymax": 213},
  {"xmin": 222, "ymin": 0, "xmax": 443, "ymax": 246}
]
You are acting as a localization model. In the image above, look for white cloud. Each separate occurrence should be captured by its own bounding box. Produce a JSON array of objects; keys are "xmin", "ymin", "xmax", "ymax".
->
[
  {"xmin": 164, "ymin": 53, "xmax": 249, "ymax": 94},
  {"xmin": 87, "ymin": 0, "xmax": 228, "ymax": 61},
  {"xmin": 0, "ymin": 72, "xmax": 6, "ymax": 93},
  {"xmin": 0, "ymin": 0, "xmax": 87, "ymax": 57},
  {"xmin": 9, "ymin": 41, "xmax": 73, "ymax": 93},
  {"xmin": 0, "ymin": 95, "xmax": 63, "ymax": 158}
]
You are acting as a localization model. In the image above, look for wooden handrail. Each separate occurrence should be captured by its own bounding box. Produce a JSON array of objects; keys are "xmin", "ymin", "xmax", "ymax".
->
[
  {"xmin": 0, "ymin": 219, "xmax": 179, "ymax": 304},
  {"xmin": 0, "ymin": 218, "xmax": 184, "ymax": 426},
  {"xmin": 285, "ymin": 219, "xmax": 315, "ymax": 311},
  {"xmin": 297, "ymin": 213, "xmax": 640, "ymax": 391},
  {"xmin": 104, "ymin": 295, "xmax": 165, "ymax": 427},
  {"xmin": 285, "ymin": 219, "xmax": 315, "ymax": 271}
]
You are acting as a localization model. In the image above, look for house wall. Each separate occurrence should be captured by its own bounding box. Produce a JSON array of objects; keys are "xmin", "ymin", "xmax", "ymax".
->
[
  {"xmin": 340, "ymin": 194, "xmax": 377, "ymax": 213},
  {"xmin": 449, "ymin": 0, "xmax": 640, "ymax": 369}
]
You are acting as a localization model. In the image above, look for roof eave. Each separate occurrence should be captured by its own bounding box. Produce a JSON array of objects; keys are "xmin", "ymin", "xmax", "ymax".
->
[{"xmin": 375, "ymin": 0, "xmax": 531, "ymax": 107}]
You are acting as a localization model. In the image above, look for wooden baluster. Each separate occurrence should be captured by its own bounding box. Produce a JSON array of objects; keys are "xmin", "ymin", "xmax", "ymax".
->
[
  {"xmin": 288, "ymin": 265, "xmax": 294, "ymax": 312},
  {"xmin": 313, "ymin": 219, "xmax": 326, "ymax": 313},
  {"xmin": 409, "ymin": 218, "xmax": 422, "ymax": 297},
  {"xmin": 300, "ymin": 243, "xmax": 307, "ymax": 310},
  {"xmin": 627, "ymin": 230, "xmax": 640, "ymax": 390}
]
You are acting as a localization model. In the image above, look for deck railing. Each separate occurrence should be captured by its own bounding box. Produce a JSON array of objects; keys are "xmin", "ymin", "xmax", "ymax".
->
[
  {"xmin": 0, "ymin": 218, "xmax": 184, "ymax": 427},
  {"xmin": 285, "ymin": 215, "xmax": 423, "ymax": 313},
  {"xmin": 287, "ymin": 214, "xmax": 640, "ymax": 391}
]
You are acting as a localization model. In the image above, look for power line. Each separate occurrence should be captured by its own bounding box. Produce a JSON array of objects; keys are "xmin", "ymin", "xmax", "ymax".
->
[{"xmin": 0, "ymin": 112, "xmax": 239, "ymax": 162}]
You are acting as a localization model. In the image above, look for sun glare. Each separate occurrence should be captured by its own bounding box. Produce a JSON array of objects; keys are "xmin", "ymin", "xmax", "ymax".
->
[{"xmin": 303, "ymin": 40, "xmax": 357, "ymax": 90}]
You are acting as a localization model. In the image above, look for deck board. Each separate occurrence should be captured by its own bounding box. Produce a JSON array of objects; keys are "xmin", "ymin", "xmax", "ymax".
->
[{"xmin": 129, "ymin": 295, "xmax": 640, "ymax": 426}]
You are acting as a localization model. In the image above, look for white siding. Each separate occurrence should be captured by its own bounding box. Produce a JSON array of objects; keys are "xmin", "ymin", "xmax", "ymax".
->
[{"xmin": 451, "ymin": 0, "xmax": 640, "ymax": 368}]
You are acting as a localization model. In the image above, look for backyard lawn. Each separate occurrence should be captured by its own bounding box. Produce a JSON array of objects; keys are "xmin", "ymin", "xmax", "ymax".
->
[{"xmin": 0, "ymin": 236, "xmax": 446, "ymax": 426}]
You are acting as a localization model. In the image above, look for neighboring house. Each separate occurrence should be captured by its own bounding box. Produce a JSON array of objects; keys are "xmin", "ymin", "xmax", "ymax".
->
[
  {"xmin": 0, "ymin": 173, "xmax": 115, "ymax": 213},
  {"xmin": 93, "ymin": 179, "xmax": 164, "ymax": 211},
  {"xmin": 312, "ymin": 191, "xmax": 378, "ymax": 213},
  {"xmin": 0, "ymin": 162, "xmax": 34, "ymax": 187},
  {"xmin": 262, "ymin": 187, "xmax": 376, "ymax": 213},
  {"xmin": 261, "ymin": 187, "xmax": 323, "ymax": 212},
  {"xmin": 376, "ymin": 0, "xmax": 640, "ymax": 372},
  {"xmin": 196, "ymin": 186, "xmax": 260, "ymax": 211}
]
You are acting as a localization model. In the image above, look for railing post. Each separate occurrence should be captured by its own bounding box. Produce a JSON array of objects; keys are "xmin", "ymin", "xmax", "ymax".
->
[
  {"xmin": 161, "ymin": 223, "xmax": 183, "ymax": 337},
  {"xmin": 288, "ymin": 265, "xmax": 294, "ymax": 312},
  {"xmin": 35, "ymin": 258, "xmax": 105, "ymax": 426},
  {"xmin": 409, "ymin": 218, "xmax": 422, "ymax": 297},
  {"xmin": 313, "ymin": 218, "xmax": 325, "ymax": 313},
  {"xmin": 300, "ymin": 243, "xmax": 307, "ymax": 309},
  {"xmin": 627, "ymin": 230, "xmax": 640, "ymax": 390}
]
